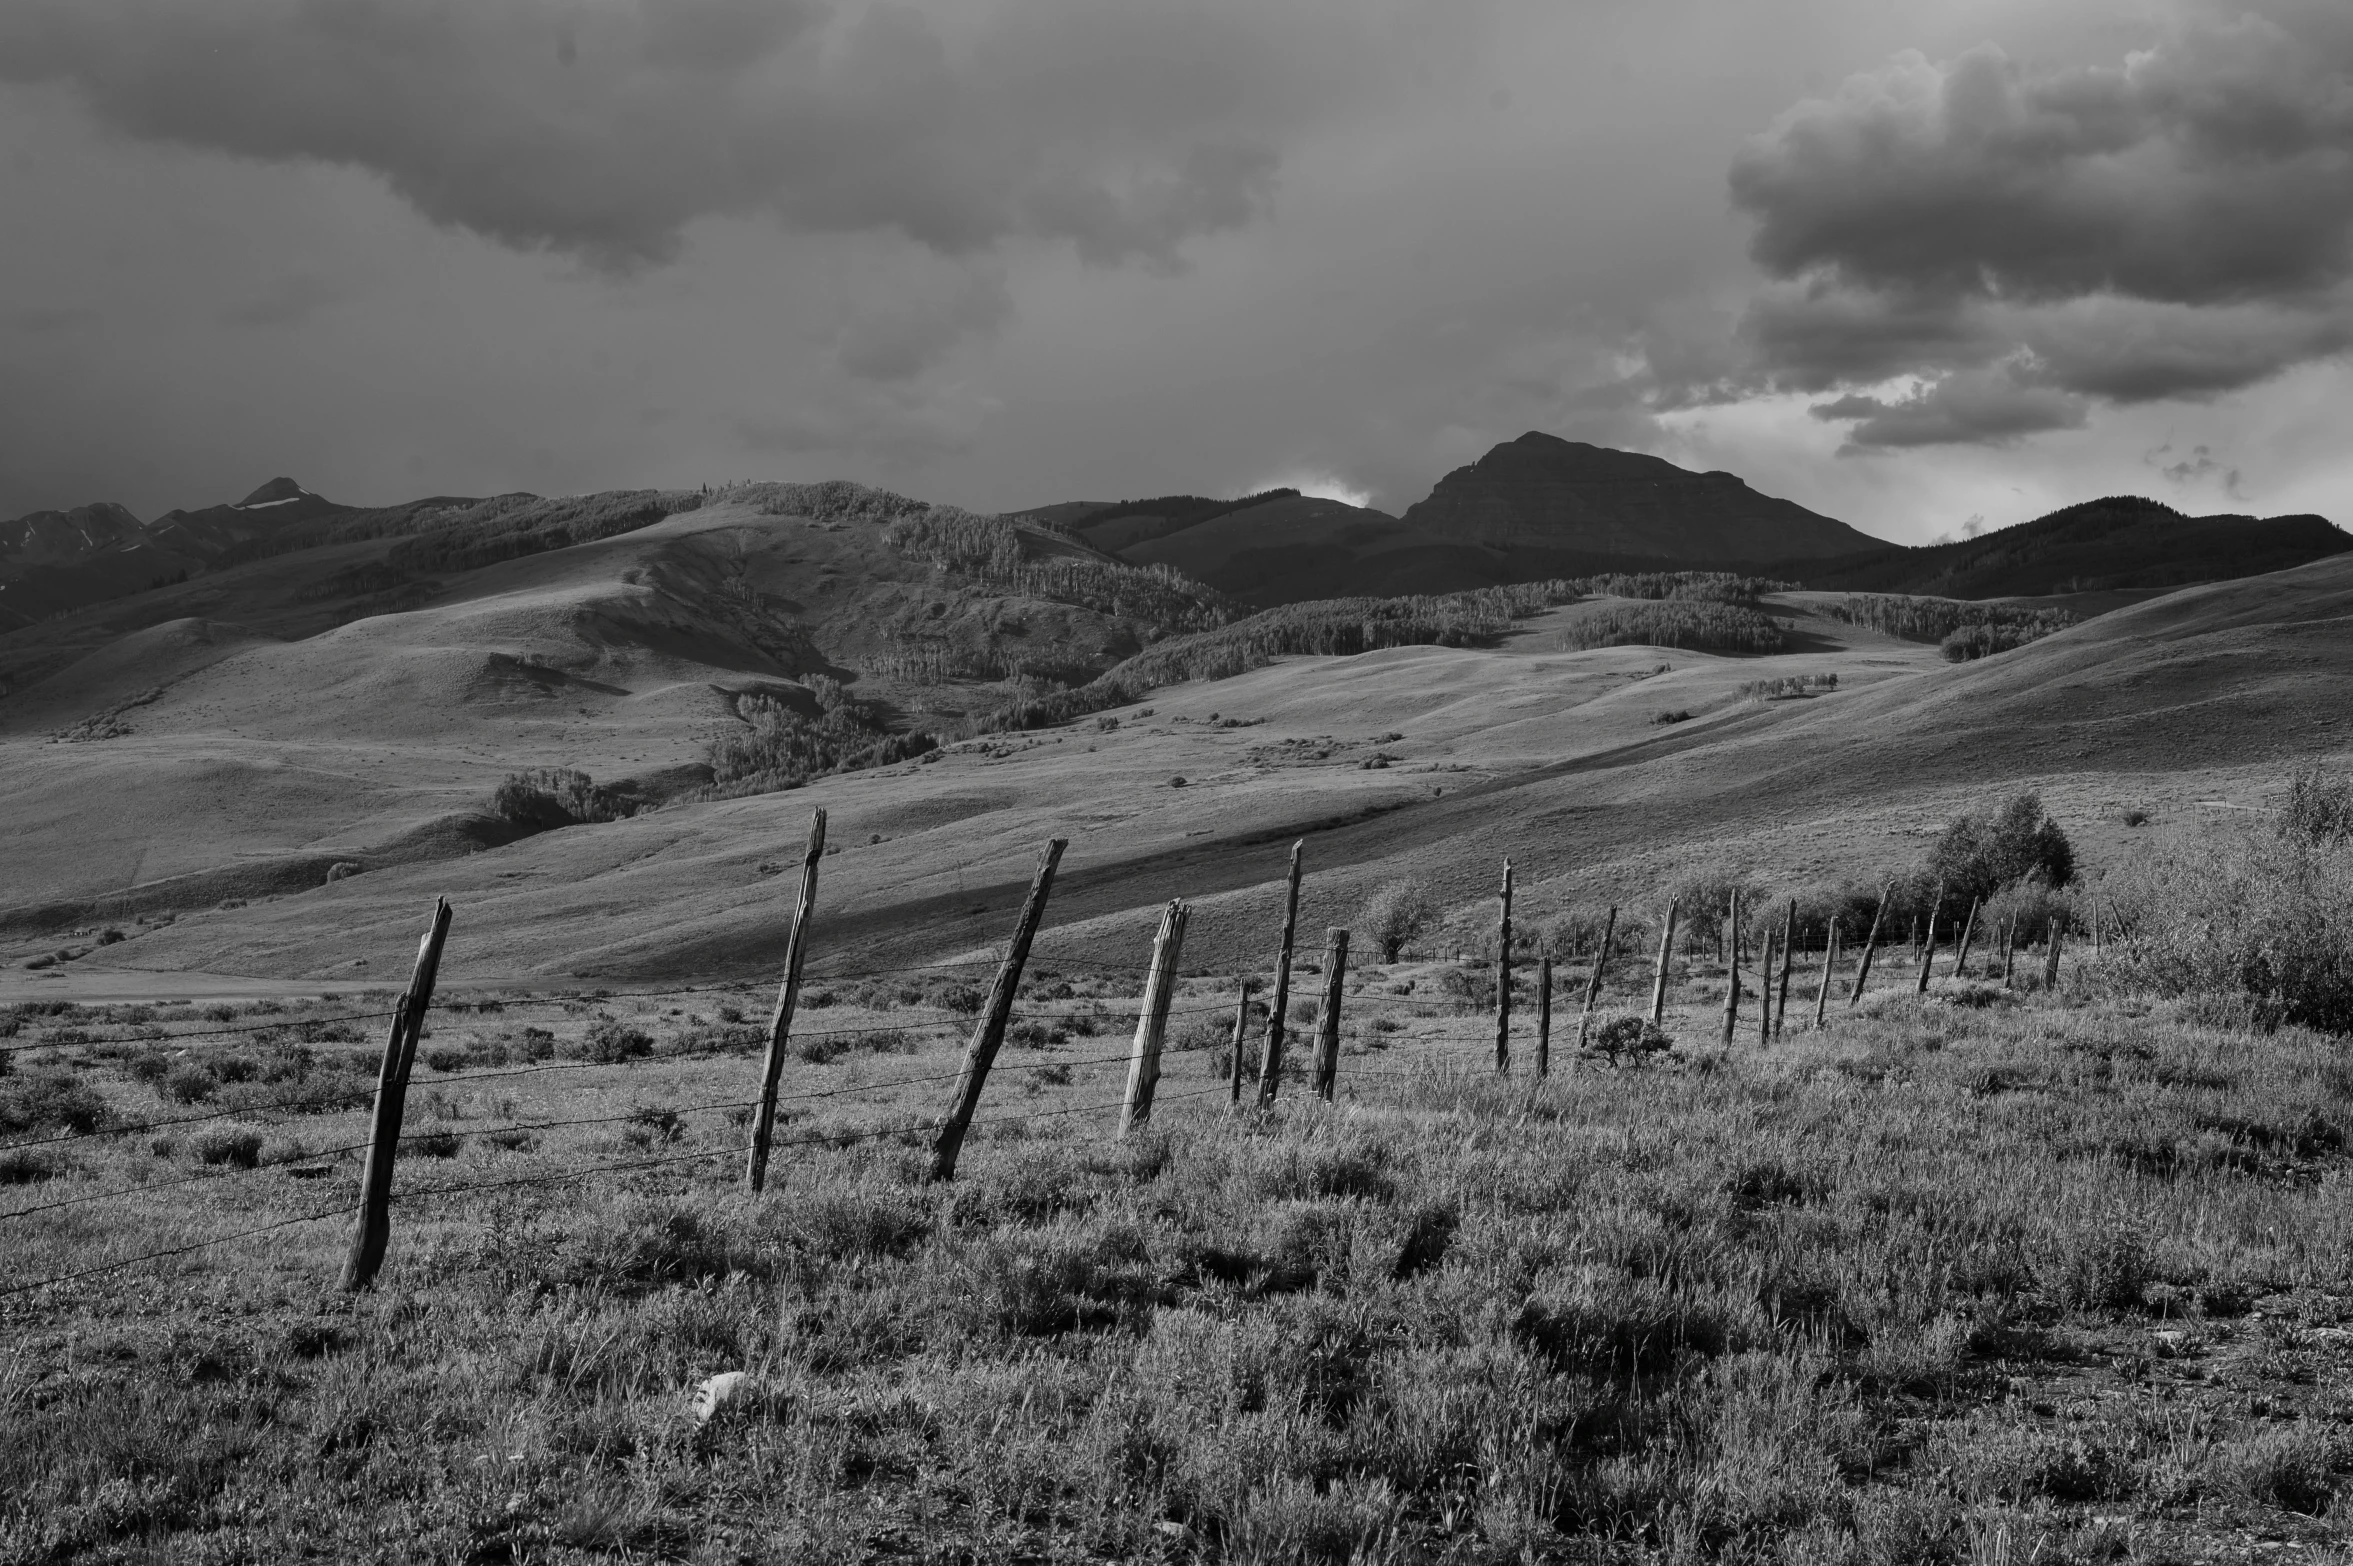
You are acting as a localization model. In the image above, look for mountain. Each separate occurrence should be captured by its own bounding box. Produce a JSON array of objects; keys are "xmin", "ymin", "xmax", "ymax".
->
[
  {"xmin": 1037, "ymin": 435, "xmax": 1896, "ymax": 605},
  {"xmin": 1398, "ymin": 432, "xmax": 1887, "ymax": 563},
  {"xmin": 1790, "ymin": 495, "xmax": 2353, "ymax": 598}
]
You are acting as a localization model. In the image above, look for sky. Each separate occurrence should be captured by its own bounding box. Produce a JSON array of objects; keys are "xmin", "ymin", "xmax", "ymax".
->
[{"xmin": 2, "ymin": 0, "xmax": 2348, "ymax": 545}]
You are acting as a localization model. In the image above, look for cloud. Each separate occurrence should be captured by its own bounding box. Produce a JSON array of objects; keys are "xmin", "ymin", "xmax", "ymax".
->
[
  {"xmin": 2148, "ymin": 441, "xmax": 2247, "ymax": 499},
  {"xmin": 1718, "ymin": 7, "xmax": 2353, "ymax": 447},
  {"xmin": 830, "ymin": 263, "xmax": 1012, "ymax": 382},
  {"xmin": 1811, "ymin": 366, "xmax": 2088, "ymax": 451},
  {"xmin": 0, "ymin": 0, "xmax": 1348, "ymax": 270}
]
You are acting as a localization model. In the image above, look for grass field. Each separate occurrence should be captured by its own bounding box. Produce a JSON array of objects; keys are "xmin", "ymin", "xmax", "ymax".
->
[{"xmin": 5, "ymin": 946, "xmax": 2350, "ymax": 1563}]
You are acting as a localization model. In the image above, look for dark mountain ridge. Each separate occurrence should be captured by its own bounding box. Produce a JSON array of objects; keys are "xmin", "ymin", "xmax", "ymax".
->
[{"xmin": 1785, "ymin": 495, "xmax": 2352, "ymax": 598}]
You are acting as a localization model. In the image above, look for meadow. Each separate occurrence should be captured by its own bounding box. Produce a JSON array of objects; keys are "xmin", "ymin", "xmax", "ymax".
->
[{"xmin": 5, "ymin": 932, "xmax": 2350, "ymax": 1563}]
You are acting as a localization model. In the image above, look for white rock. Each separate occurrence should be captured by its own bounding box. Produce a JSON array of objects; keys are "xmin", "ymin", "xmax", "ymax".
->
[{"xmin": 689, "ymin": 1371, "xmax": 754, "ymax": 1425}]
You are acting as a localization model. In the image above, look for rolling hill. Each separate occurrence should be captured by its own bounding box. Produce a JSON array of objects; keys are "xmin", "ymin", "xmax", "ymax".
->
[{"xmin": 1790, "ymin": 494, "xmax": 2353, "ymax": 597}]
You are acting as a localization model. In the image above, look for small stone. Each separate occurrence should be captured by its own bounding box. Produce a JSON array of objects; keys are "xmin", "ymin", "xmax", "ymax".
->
[{"xmin": 689, "ymin": 1371, "xmax": 755, "ymax": 1425}]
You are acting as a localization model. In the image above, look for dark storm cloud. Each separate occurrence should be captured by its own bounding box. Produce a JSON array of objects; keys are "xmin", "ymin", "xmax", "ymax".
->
[
  {"xmin": 0, "ymin": 0, "xmax": 1323, "ymax": 270},
  {"xmin": 1719, "ymin": 6, "xmax": 2353, "ymax": 447}
]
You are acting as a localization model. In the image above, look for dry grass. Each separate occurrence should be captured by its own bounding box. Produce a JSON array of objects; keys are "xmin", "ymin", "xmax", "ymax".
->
[{"xmin": 5, "ymin": 969, "xmax": 2351, "ymax": 1562}]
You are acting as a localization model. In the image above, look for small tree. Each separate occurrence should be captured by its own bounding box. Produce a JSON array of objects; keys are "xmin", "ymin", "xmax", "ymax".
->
[
  {"xmin": 1361, "ymin": 879, "xmax": 1438, "ymax": 962},
  {"xmin": 1928, "ymin": 793, "xmax": 2073, "ymax": 913}
]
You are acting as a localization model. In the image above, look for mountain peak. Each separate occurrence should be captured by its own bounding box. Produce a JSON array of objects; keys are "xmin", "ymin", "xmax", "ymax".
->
[
  {"xmin": 1401, "ymin": 433, "xmax": 1888, "ymax": 564},
  {"xmin": 235, "ymin": 477, "xmax": 318, "ymax": 509}
]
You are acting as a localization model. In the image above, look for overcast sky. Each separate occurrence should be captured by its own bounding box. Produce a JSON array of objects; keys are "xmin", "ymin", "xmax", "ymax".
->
[{"xmin": 3, "ymin": 0, "xmax": 2347, "ymax": 543}]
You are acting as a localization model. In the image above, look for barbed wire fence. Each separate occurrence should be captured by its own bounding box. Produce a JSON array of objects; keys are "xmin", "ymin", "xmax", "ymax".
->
[{"xmin": 0, "ymin": 809, "xmax": 2029, "ymax": 1302}]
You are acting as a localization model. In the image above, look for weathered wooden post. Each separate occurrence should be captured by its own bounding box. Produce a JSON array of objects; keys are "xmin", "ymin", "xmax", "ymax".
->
[
  {"xmin": 1650, "ymin": 900, "xmax": 1678, "ymax": 1024},
  {"xmin": 340, "ymin": 896, "xmax": 454, "ymax": 1292},
  {"xmin": 1120, "ymin": 899, "xmax": 1189, "ymax": 1134},
  {"xmin": 930, "ymin": 839, "xmax": 1066, "ymax": 1181},
  {"xmin": 1814, "ymin": 922, "xmax": 1839, "ymax": 1028},
  {"xmin": 1494, "ymin": 861, "xmax": 1514, "ymax": 1075},
  {"xmin": 1257, "ymin": 841, "xmax": 1306, "ymax": 1105},
  {"xmin": 1311, "ymin": 928, "xmax": 1349, "ymax": 1100},
  {"xmin": 1914, "ymin": 886, "xmax": 1943, "ymax": 996},
  {"xmin": 1578, "ymin": 905, "xmax": 1618, "ymax": 1050},
  {"xmin": 2044, "ymin": 917, "xmax": 2063, "ymax": 988},
  {"xmin": 1535, "ymin": 955, "xmax": 1552, "ymax": 1078},
  {"xmin": 1227, "ymin": 977, "xmax": 1252, "ymax": 1105},
  {"xmin": 1775, "ymin": 898, "xmax": 1797, "ymax": 1036},
  {"xmin": 2001, "ymin": 916, "xmax": 2019, "ymax": 987},
  {"xmin": 1757, "ymin": 927, "xmax": 1776, "ymax": 1046},
  {"xmin": 747, "ymin": 808, "xmax": 826, "ymax": 1193},
  {"xmin": 1849, "ymin": 885, "xmax": 1889, "ymax": 1005},
  {"xmin": 1720, "ymin": 889, "xmax": 1742, "ymax": 1045},
  {"xmin": 1951, "ymin": 898, "xmax": 1980, "ymax": 979}
]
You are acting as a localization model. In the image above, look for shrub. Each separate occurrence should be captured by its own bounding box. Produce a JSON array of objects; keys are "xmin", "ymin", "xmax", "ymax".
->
[
  {"xmin": 423, "ymin": 1046, "xmax": 469, "ymax": 1072},
  {"xmin": 161, "ymin": 1064, "xmax": 219, "ymax": 1104},
  {"xmin": 582, "ymin": 1018, "xmax": 655, "ymax": 1063},
  {"xmin": 1359, "ymin": 878, "xmax": 1439, "ymax": 963},
  {"xmin": 0, "ymin": 1073, "xmax": 111, "ymax": 1135},
  {"xmin": 194, "ymin": 1130, "xmax": 264, "ymax": 1168},
  {"xmin": 2283, "ymin": 764, "xmax": 2353, "ymax": 845},
  {"xmin": 2103, "ymin": 824, "xmax": 2353, "ymax": 1033},
  {"xmin": 0, "ymin": 1149, "xmax": 54, "ymax": 1184},
  {"xmin": 410, "ymin": 1128, "xmax": 463, "ymax": 1158}
]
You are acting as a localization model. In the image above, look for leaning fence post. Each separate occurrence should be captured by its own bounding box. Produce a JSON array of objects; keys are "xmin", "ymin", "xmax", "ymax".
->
[
  {"xmin": 1757, "ymin": 927, "xmax": 1776, "ymax": 1047},
  {"xmin": 1814, "ymin": 922, "xmax": 1839, "ymax": 1028},
  {"xmin": 929, "ymin": 838, "xmax": 1066, "ymax": 1181},
  {"xmin": 746, "ymin": 808, "xmax": 826, "ymax": 1193},
  {"xmin": 1536, "ymin": 955, "xmax": 1553, "ymax": 1079},
  {"xmin": 1649, "ymin": 900, "xmax": 1678, "ymax": 1024},
  {"xmin": 1311, "ymin": 928, "xmax": 1349, "ymax": 1100},
  {"xmin": 1121, "ymin": 899, "xmax": 1188, "ymax": 1134},
  {"xmin": 1493, "ymin": 861, "xmax": 1513, "ymax": 1075},
  {"xmin": 2044, "ymin": 918, "xmax": 2063, "ymax": 988},
  {"xmin": 1775, "ymin": 898, "xmax": 1796, "ymax": 1036},
  {"xmin": 1227, "ymin": 977, "xmax": 1252, "ymax": 1105},
  {"xmin": 1579, "ymin": 905, "xmax": 1617, "ymax": 1051},
  {"xmin": 1257, "ymin": 841, "xmax": 1305, "ymax": 1105},
  {"xmin": 339, "ymin": 896, "xmax": 454, "ymax": 1292},
  {"xmin": 1720, "ymin": 890, "xmax": 1742, "ymax": 1045},
  {"xmin": 1951, "ymin": 898, "xmax": 1980, "ymax": 980},
  {"xmin": 1914, "ymin": 886, "xmax": 1943, "ymax": 996},
  {"xmin": 2002, "ymin": 916, "xmax": 2019, "ymax": 987},
  {"xmin": 1849, "ymin": 884, "xmax": 1889, "ymax": 1006}
]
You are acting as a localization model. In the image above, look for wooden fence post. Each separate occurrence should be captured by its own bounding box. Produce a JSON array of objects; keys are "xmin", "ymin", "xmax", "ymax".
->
[
  {"xmin": 1775, "ymin": 898, "xmax": 1796, "ymax": 1036},
  {"xmin": 1311, "ymin": 928, "xmax": 1349, "ymax": 1101},
  {"xmin": 1121, "ymin": 899, "xmax": 1189, "ymax": 1134},
  {"xmin": 1914, "ymin": 887, "xmax": 1943, "ymax": 996},
  {"xmin": 2002, "ymin": 917, "xmax": 2019, "ymax": 987},
  {"xmin": 1649, "ymin": 900, "xmax": 1678, "ymax": 1025},
  {"xmin": 1493, "ymin": 861, "xmax": 1513, "ymax": 1075},
  {"xmin": 1849, "ymin": 885, "xmax": 1889, "ymax": 1006},
  {"xmin": 340, "ymin": 896, "xmax": 454, "ymax": 1292},
  {"xmin": 1536, "ymin": 956, "xmax": 1553, "ymax": 1079},
  {"xmin": 1951, "ymin": 898, "xmax": 1980, "ymax": 980},
  {"xmin": 1814, "ymin": 923, "xmax": 1839, "ymax": 1028},
  {"xmin": 2044, "ymin": 918, "xmax": 2063, "ymax": 988},
  {"xmin": 1257, "ymin": 840, "xmax": 1305, "ymax": 1105},
  {"xmin": 929, "ymin": 839, "xmax": 1066, "ymax": 1182},
  {"xmin": 746, "ymin": 808, "xmax": 826, "ymax": 1193},
  {"xmin": 1757, "ymin": 927, "xmax": 1776, "ymax": 1047},
  {"xmin": 1579, "ymin": 905, "xmax": 1618, "ymax": 1050},
  {"xmin": 1720, "ymin": 889, "xmax": 1742, "ymax": 1045},
  {"xmin": 1227, "ymin": 977, "xmax": 1252, "ymax": 1106}
]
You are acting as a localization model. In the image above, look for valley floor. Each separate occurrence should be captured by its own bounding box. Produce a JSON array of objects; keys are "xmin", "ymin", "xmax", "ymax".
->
[{"xmin": 4, "ymin": 952, "xmax": 2350, "ymax": 1562}]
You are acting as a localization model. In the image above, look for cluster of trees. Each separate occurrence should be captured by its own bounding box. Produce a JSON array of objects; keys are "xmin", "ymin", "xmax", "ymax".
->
[
  {"xmin": 883, "ymin": 507, "xmax": 1231, "ymax": 641},
  {"xmin": 386, "ymin": 491, "xmax": 707, "ymax": 578},
  {"xmin": 1821, "ymin": 594, "xmax": 2076, "ymax": 659},
  {"xmin": 491, "ymin": 768, "xmax": 642, "ymax": 830},
  {"xmin": 1739, "ymin": 673, "xmax": 1838, "ymax": 699},
  {"xmin": 1584, "ymin": 573, "xmax": 1794, "ymax": 604},
  {"xmin": 969, "ymin": 582, "xmax": 1589, "ymax": 734},
  {"xmin": 1558, "ymin": 602, "xmax": 1788, "ymax": 655},
  {"xmin": 699, "ymin": 684, "xmax": 938, "ymax": 799}
]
